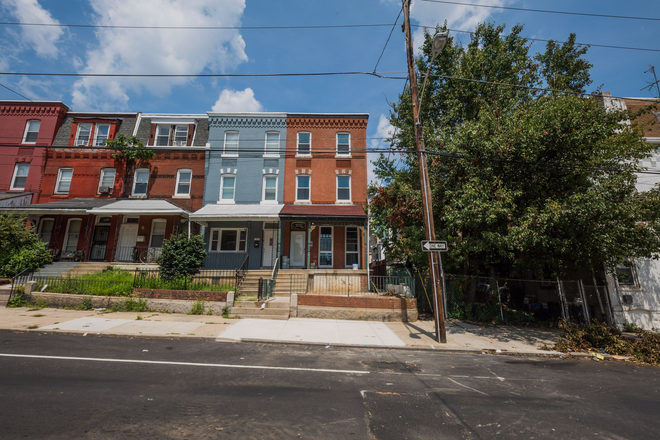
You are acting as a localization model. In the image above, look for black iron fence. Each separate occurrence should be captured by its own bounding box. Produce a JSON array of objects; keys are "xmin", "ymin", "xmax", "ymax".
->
[
  {"xmin": 283, "ymin": 273, "xmax": 416, "ymax": 297},
  {"xmin": 133, "ymin": 268, "xmax": 239, "ymax": 292}
]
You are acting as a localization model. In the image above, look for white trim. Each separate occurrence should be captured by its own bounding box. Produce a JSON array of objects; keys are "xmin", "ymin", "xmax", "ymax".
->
[
  {"xmin": 21, "ymin": 120, "xmax": 40, "ymax": 144},
  {"xmin": 295, "ymin": 174, "xmax": 311, "ymax": 202},
  {"xmin": 132, "ymin": 168, "xmax": 149, "ymax": 196},
  {"xmin": 207, "ymin": 112, "xmax": 287, "ymax": 117},
  {"xmin": 219, "ymin": 174, "xmax": 236, "ymax": 204},
  {"xmin": 336, "ymin": 175, "xmax": 351, "ymax": 203},
  {"xmin": 173, "ymin": 124, "xmax": 189, "ymax": 146},
  {"xmin": 297, "ymin": 131, "xmax": 312, "ymax": 156},
  {"xmin": 345, "ymin": 226, "xmax": 360, "ymax": 268},
  {"xmin": 222, "ymin": 130, "xmax": 239, "ymax": 157},
  {"xmin": 55, "ymin": 168, "xmax": 73, "ymax": 194},
  {"xmin": 37, "ymin": 218, "xmax": 54, "ymax": 245},
  {"xmin": 93, "ymin": 123, "xmax": 111, "ymax": 146},
  {"xmin": 261, "ymin": 174, "xmax": 278, "ymax": 204},
  {"xmin": 148, "ymin": 219, "xmax": 167, "ymax": 248},
  {"xmin": 74, "ymin": 122, "xmax": 92, "ymax": 146},
  {"xmin": 175, "ymin": 168, "xmax": 193, "ymax": 196},
  {"xmin": 264, "ymin": 131, "xmax": 280, "ymax": 157},
  {"xmin": 318, "ymin": 225, "xmax": 333, "ymax": 268},
  {"xmin": 10, "ymin": 163, "xmax": 29, "ymax": 190},
  {"xmin": 97, "ymin": 168, "xmax": 116, "ymax": 194},
  {"xmin": 336, "ymin": 132, "xmax": 351, "ymax": 156},
  {"xmin": 208, "ymin": 228, "xmax": 248, "ymax": 253},
  {"xmin": 62, "ymin": 218, "xmax": 82, "ymax": 253}
]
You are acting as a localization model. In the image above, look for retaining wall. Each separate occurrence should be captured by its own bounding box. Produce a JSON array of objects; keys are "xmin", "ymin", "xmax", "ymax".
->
[
  {"xmin": 133, "ymin": 289, "xmax": 228, "ymax": 302},
  {"xmin": 292, "ymin": 294, "xmax": 417, "ymax": 322}
]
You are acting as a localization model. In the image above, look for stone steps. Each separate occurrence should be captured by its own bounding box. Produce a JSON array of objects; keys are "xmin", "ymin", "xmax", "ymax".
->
[
  {"xmin": 0, "ymin": 290, "xmax": 10, "ymax": 307},
  {"xmin": 230, "ymin": 297, "xmax": 290, "ymax": 320}
]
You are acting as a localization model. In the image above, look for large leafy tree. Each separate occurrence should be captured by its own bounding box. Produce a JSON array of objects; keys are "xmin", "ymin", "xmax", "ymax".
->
[{"xmin": 370, "ymin": 22, "xmax": 659, "ymax": 284}]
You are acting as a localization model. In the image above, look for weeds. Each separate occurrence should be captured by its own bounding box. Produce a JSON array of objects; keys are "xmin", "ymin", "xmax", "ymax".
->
[
  {"xmin": 136, "ymin": 316, "xmax": 143, "ymax": 321},
  {"xmin": 76, "ymin": 297, "xmax": 93, "ymax": 310},
  {"xmin": 222, "ymin": 306, "xmax": 230, "ymax": 318},
  {"xmin": 27, "ymin": 325, "xmax": 38, "ymax": 329},
  {"xmin": 125, "ymin": 298, "xmax": 148, "ymax": 312},
  {"xmin": 31, "ymin": 314, "xmax": 45, "ymax": 317},
  {"xmin": 7, "ymin": 293, "xmax": 26, "ymax": 308},
  {"xmin": 624, "ymin": 322, "xmax": 638, "ymax": 332},
  {"xmin": 189, "ymin": 300, "xmax": 205, "ymax": 315}
]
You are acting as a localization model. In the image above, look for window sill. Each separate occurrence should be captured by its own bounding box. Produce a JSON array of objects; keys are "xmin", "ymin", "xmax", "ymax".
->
[
  {"xmin": 221, "ymin": 153, "xmax": 239, "ymax": 158},
  {"xmin": 217, "ymin": 200, "xmax": 236, "ymax": 205},
  {"xmin": 130, "ymin": 195, "xmax": 147, "ymax": 199},
  {"xmin": 53, "ymin": 193, "xmax": 70, "ymax": 196},
  {"xmin": 260, "ymin": 201, "xmax": 279, "ymax": 205},
  {"xmin": 172, "ymin": 195, "xmax": 191, "ymax": 199},
  {"xmin": 294, "ymin": 201, "xmax": 312, "ymax": 204},
  {"xmin": 295, "ymin": 154, "xmax": 312, "ymax": 159},
  {"xmin": 335, "ymin": 154, "xmax": 352, "ymax": 159},
  {"xmin": 9, "ymin": 188, "xmax": 26, "ymax": 192},
  {"xmin": 21, "ymin": 142, "xmax": 37, "ymax": 145},
  {"xmin": 335, "ymin": 201, "xmax": 352, "ymax": 204},
  {"xmin": 263, "ymin": 154, "xmax": 280, "ymax": 159}
]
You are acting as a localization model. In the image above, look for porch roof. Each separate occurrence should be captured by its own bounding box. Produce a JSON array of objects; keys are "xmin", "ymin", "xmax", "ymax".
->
[
  {"xmin": 0, "ymin": 198, "xmax": 116, "ymax": 215},
  {"xmin": 190, "ymin": 203, "xmax": 283, "ymax": 222},
  {"xmin": 280, "ymin": 204, "xmax": 367, "ymax": 219},
  {"xmin": 87, "ymin": 200, "xmax": 189, "ymax": 216}
]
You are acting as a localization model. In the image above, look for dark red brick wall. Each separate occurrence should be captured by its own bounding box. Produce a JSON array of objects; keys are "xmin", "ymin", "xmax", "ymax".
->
[
  {"xmin": 133, "ymin": 288, "xmax": 228, "ymax": 302},
  {"xmin": 298, "ymin": 295, "xmax": 416, "ymax": 310}
]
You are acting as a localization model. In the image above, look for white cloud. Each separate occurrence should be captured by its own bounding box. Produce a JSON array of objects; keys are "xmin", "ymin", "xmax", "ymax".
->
[
  {"xmin": 0, "ymin": 0, "xmax": 64, "ymax": 58},
  {"xmin": 72, "ymin": 0, "xmax": 248, "ymax": 110},
  {"xmin": 369, "ymin": 114, "xmax": 400, "ymax": 186},
  {"xmin": 211, "ymin": 88, "xmax": 263, "ymax": 112}
]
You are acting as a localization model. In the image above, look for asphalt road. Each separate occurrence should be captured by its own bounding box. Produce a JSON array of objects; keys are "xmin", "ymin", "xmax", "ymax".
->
[{"xmin": 0, "ymin": 333, "xmax": 658, "ymax": 439}]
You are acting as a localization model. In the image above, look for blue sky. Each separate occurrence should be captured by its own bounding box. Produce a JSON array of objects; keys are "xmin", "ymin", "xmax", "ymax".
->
[{"xmin": 1, "ymin": 0, "xmax": 659, "ymax": 180}]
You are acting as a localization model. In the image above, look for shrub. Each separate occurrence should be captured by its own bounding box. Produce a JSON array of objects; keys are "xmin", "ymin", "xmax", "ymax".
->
[
  {"xmin": 125, "ymin": 298, "xmax": 147, "ymax": 312},
  {"xmin": 189, "ymin": 300, "xmax": 205, "ymax": 315},
  {"xmin": 77, "ymin": 297, "xmax": 93, "ymax": 310},
  {"xmin": 159, "ymin": 234, "xmax": 207, "ymax": 282},
  {"xmin": 0, "ymin": 214, "xmax": 52, "ymax": 277}
]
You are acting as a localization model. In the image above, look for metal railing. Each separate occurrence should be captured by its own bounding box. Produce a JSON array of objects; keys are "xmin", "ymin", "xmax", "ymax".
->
[
  {"xmin": 133, "ymin": 268, "xmax": 237, "ymax": 292},
  {"xmin": 284, "ymin": 273, "xmax": 415, "ymax": 297},
  {"xmin": 8, "ymin": 268, "xmax": 34, "ymax": 302},
  {"xmin": 115, "ymin": 246, "xmax": 139, "ymax": 262},
  {"xmin": 235, "ymin": 254, "xmax": 250, "ymax": 291}
]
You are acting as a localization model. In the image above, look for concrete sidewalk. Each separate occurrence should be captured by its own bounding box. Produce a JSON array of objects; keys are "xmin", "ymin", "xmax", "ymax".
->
[{"xmin": 0, "ymin": 306, "xmax": 562, "ymax": 354}]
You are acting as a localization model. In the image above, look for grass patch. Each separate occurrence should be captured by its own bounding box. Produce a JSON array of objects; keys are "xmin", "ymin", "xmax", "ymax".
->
[
  {"xmin": 551, "ymin": 320, "xmax": 660, "ymax": 366},
  {"xmin": 27, "ymin": 325, "xmax": 38, "ymax": 329},
  {"xmin": 31, "ymin": 314, "xmax": 45, "ymax": 317},
  {"xmin": 35, "ymin": 275, "xmax": 132, "ymax": 297}
]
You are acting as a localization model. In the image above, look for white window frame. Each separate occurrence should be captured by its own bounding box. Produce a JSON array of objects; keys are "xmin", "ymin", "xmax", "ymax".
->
[
  {"xmin": 10, "ymin": 163, "xmax": 30, "ymax": 190},
  {"xmin": 336, "ymin": 132, "xmax": 351, "ymax": 156},
  {"xmin": 297, "ymin": 132, "xmax": 312, "ymax": 157},
  {"xmin": 318, "ymin": 226, "xmax": 333, "ymax": 268},
  {"xmin": 62, "ymin": 218, "xmax": 82, "ymax": 253},
  {"xmin": 336, "ymin": 175, "xmax": 351, "ymax": 203},
  {"xmin": 219, "ymin": 174, "xmax": 236, "ymax": 204},
  {"xmin": 149, "ymin": 219, "xmax": 167, "ymax": 249},
  {"xmin": 97, "ymin": 168, "xmax": 116, "ymax": 194},
  {"xmin": 296, "ymin": 174, "xmax": 311, "ymax": 202},
  {"xmin": 175, "ymin": 169, "xmax": 193, "ymax": 197},
  {"xmin": 22, "ymin": 120, "xmax": 40, "ymax": 144},
  {"xmin": 55, "ymin": 168, "xmax": 73, "ymax": 194},
  {"xmin": 616, "ymin": 261, "xmax": 639, "ymax": 288},
  {"xmin": 261, "ymin": 174, "xmax": 278, "ymax": 204},
  {"xmin": 38, "ymin": 218, "xmax": 54, "ymax": 245},
  {"xmin": 93, "ymin": 124, "xmax": 111, "ymax": 146},
  {"xmin": 223, "ymin": 131, "xmax": 239, "ymax": 157},
  {"xmin": 173, "ymin": 125, "xmax": 188, "ymax": 146},
  {"xmin": 264, "ymin": 131, "xmax": 280, "ymax": 157},
  {"xmin": 75, "ymin": 123, "xmax": 92, "ymax": 146},
  {"xmin": 208, "ymin": 228, "xmax": 248, "ymax": 253},
  {"xmin": 132, "ymin": 168, "xmax": 149, "ymax": 196},
  {"xmin": 155, "ymin": 125, "xmax": 171, "ymax": 146},
  {"xmin": 345, "ymin": 226, "xmax": 360, "ymax": 268}
]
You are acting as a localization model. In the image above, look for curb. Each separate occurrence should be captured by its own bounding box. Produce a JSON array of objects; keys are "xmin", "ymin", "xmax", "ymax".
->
[{"xmin": 0, "ymin": 328, "xmax": 216, "ymax": 342}]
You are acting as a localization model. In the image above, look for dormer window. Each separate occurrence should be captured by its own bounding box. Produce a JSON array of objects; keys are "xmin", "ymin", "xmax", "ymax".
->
[
  {"xmin": 174, "ymin": 125, "xmax": 188, "ymax": 146},
  {"xmin": 75, "ymin": 123, "xmax": 92, "ymax": 146},
  {"xmin": 94, "ymin": 124, "xmax": 110, "ymax": 146},
  {"xmin": 156, "ymin": 125, "xmax": 170, "ymax": 146},
  {"xmin": 155, "ymin": 124, "xmax": 190, "ymax": 146},
  {"xmin": 73, "ymin": 122, "xmax": 114, "ymax": 147}
]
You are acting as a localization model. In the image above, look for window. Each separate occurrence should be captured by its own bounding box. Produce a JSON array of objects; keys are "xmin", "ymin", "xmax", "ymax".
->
[
  {"xmin": 296, "ymin": 175, "xmax": 310, "ymax": 201},
  {"xmin": 265, "ymin": 132, "xmax": 280, "ymax": 156},
  {"xmin": 132, "ymin": 168, "xmax": 149, "ymax": 196},
  {"xmin": 262, "ymin": 175, "xmax": 277, "ymax": 202},
  {"xmin": 176, "ymin": 169, "xmax": 192, "ymax": 196},
  {"xmin": 616, "ymin": 262, "xmax": 638, "ymax": 287},
  {"xmin": 156, "ymin": 125, "xmax": 170, "ymax": 146},
  {"xmin": 337, "ymin": 133, "xmax": 350, "ymax": 155},
  {"xmin": 10, "ymin": 163, "xmax": 29, "ymax": 190},
  {"xmin": 224, "ymin": 131, "xmax": 239, "ymax": 156},
  {"xmin": 38, "ymin": 219, "xmax": 54, "ymax": 245},
  {"xmin": 346, "ymin": 227, "xmax": 359, "ymax": 267},
  {"xmin": 209, "ymin": 229, "xmax": 247, "ymax": 252},
  {"xmin": 75, "ymin": 123, "xmax": 92, "ymax": 146},
  {"xmin": 149, "ymin": 220, "xmax": 167, "ymax": 248},
  {"xmin": 63, "ymin": 219, "xmax": 82, "ymax": 253},
  {"xmin": 220, "ymin": 175, "xmax": 236, "ymax": 202},
  {"xmin": 174, "ymin": 125, "xmax": 188, "ymax": 146},
  {"xmin": 22, "ymin": 120, "xmax": 40, "ymax": 143},
  {"xmin": 98, "ymin": 168, "xmax": 116, "ymax": 193},
  {"xmin": 55, "ymin": 168, "xmax": 73, "ymax": 194},
  {"xmin": 337, "ymin": 175, "xmax": 351, "ymax": 201},
  {"xmin": 94, "ymin": 124, "xmax": 110, "ymax": 146},
  {"xmin": 319, "ymin": 226, "xmax": 333, "ymax": 267},
  {"xmin": 297, "ymin": 132, "xmax": 311, "ymax": 155}
]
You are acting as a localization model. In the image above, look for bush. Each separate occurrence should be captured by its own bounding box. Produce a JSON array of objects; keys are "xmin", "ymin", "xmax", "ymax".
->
[
  {"xmin": 0, "ymin": 214, "xmax": 52, "ymax": 277},
  {"xmin": 189, "ymin": 300, "xmax": 205, "ymax": 315},
  {"xmin": 125, "ymin": 298, "xmax": 147, "ymax": 312},
  {"xmin": 159, "ymin": 234, "xmax": 207, "ymax": 281}
]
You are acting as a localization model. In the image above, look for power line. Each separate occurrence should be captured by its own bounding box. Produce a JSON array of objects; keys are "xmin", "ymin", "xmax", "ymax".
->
[
  {"xmin": 374, "ymin": 6, "xmax": 404, "ymax": 73},
  {"xmin": 0, "ymin": 83, "xmax": 32, "ymax": 101},
  {"xmin": 0, "ymin": 71, "xmax": 404, "ymax": 79},
  {"xmin": 420, "ymin": 0, "xmax": 660, "ymax": 22}
]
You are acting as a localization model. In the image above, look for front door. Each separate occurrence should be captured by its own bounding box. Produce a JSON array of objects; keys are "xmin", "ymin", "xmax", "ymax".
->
[
  {"xmin": 290, "ymin": 231, "xmax": 306, "ymax": 267},
  {"xmin": 262, "ymin": 228, "xmax": 277, "ymax": 268},
  {"xmin": 90, "ymin": 226, "xmax": 110, "ymax": 261},
  {"xmin": 117, "ymin": 223, "xmax": 139, "ymax": 261}
]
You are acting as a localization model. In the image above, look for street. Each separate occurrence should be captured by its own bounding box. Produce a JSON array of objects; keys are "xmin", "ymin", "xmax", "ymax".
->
[{"xmin": 0, "ymin": 333, "xmax": 658, "ymax": 439}]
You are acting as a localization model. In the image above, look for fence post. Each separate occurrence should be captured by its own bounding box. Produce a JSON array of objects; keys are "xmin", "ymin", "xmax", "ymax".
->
[
  {"xmin": 578, "ymin": 279, "xmax": 590, "ymax": 323},
  {"xmin": 556, "ymin": 277, "xmax": 568, "ymax": 323},
  {"xmin": 495, "ymin": 280, "xmax": 505, "ymax": 323}
]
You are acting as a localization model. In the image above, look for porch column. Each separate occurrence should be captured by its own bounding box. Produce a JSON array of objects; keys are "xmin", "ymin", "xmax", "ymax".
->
[
  {"xmin": 277, "ymin": 220, "xmax": 282, "ymax": 267},
  {"xmin": 363, "ymin": 222, "xmax": 368, "ymax": 270},
  {"xmin": 306, "ymin": 220, "xmax": 311, "ymax": 269}
]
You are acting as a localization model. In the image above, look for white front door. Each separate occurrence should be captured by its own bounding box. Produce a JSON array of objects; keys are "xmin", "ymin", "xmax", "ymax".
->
[
  {"xmin": 62, "ymin": 219, "xmax": 82, "ymax": 253},
  {"xmin": 262, "ymin": 228, "xmax": 277, "ymax": 268},
  {"xmin": 117, "ymin": 223, "xmax": 139, "ymax": 261},
  {"xmin": 290, "ymin": 231, "xmax": 306, "ymax": 267}
]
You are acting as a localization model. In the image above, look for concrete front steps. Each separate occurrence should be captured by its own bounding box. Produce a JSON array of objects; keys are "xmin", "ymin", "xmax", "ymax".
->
[
  {"xmin": 67, "ymin": 262, "xmax": 111, "ymax": 276},
  {"xmin": 230, "ymin": 297, "xmax": 290, "ymax": 320},
  {"xmin": 0, "ymin": 287, "xmax": 10, "ymax": 307},
  {"xmin": 238, "ymin": 270, "xmax": 273, "ymax": 296},
  {"xmin": 272, "ymin": 269, "xmax": 309, "ymax": 297},
  {"xmin": 35, "ymin": 262, "xmax": 81, "ymax": 277}
]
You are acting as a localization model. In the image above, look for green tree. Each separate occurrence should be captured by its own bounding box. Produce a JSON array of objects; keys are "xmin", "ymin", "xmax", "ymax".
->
[
  {"xmin": 158, "ymin": 234, "xmax": 207, "ymax": 281},
  {"xmin": 104, "ymin": 133, "xmax": 156, "ymax": 198},
  {"xmin": 0, "ymin": 214, "xmax": 52, "ymax": 277},
  {"xmin": 370, "ymin": 22, "xmax": 659, "ymax": 289}
]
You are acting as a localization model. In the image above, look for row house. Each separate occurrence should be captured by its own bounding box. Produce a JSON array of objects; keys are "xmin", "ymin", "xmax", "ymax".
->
[
  {"xmin": 11, "ymin": 111, "xmax": 209, "ymax": 264},
  {"xmin": 0, "ymin": 101, "xmax": 69, "ymax": 206}
]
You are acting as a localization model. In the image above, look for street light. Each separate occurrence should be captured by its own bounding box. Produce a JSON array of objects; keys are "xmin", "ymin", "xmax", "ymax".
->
[{"xmin": 419, "ymin": 32, "xmax": 448, "ymax": 112}]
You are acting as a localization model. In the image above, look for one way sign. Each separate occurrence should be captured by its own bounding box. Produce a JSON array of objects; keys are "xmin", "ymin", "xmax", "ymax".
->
[{"xmin": 421, "ymin": 240, "xmax": 448, "ymax": 252}]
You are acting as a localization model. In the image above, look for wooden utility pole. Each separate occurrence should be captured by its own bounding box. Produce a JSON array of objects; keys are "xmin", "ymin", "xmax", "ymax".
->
[{"xmin": 402, "ymin": 0, "xmax": 447, "ymax": 343}]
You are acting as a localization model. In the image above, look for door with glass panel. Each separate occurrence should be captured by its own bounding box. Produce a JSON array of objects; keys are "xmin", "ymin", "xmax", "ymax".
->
[
  {"xmin": 262, "ymin": 224, "xmax": 278, "ymax": 268},
  {"xmin": 345, "ymin": 227, "xmax": 359, "ymax": 268},
  {"xmin": 90, "ymin": 226, "xmax": 110, "ymax": 261},
  {"xmin": 290, "ymin": 231, "xmax": 306, "ymax": 267},
  {"xmin": 318, "ymin": 226, "xmax": 333, "ymax": 268},
  {"xmin": 62, "ymin": 219, "xmax": 82, "ymax": 253}
]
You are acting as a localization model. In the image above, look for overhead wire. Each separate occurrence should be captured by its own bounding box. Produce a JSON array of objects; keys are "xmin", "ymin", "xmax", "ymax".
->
[
  {"xmin": 373, "ymin": 6, "xmax": 404, "ymax": 73},
  {"xmin": 0, "ymin": 83, "xmax": 32, "ymax": 101}
]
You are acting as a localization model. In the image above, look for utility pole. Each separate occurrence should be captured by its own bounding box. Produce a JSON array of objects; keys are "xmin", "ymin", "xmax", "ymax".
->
[{"xmin": 402, "ymin": 0, "xmax": 447, "ymax": 343}]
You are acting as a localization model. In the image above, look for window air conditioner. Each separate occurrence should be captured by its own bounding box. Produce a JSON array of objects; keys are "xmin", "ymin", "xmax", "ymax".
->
[
  {"xmin": 174, "ymin": 140, "xmax": 187, "ymax": 146},
  {"xmin": 99, "ymin": 186, "xmax": 112, "ymax": 194}
]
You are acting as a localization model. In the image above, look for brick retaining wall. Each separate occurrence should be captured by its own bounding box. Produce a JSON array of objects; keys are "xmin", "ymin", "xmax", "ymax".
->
[
  {"xmin": 133, "ymin": 289, "xmax": 228, "ymax": 302},
  {"xmin": 298, "ymin": 295, "xmax": 416, "ymax": 310}
]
